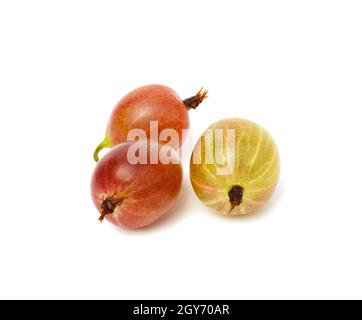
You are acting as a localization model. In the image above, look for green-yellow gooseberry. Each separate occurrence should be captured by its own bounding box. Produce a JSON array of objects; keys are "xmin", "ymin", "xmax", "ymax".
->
[{"xmin": 190, "ymin": 118, "xmax": 280, "ymax": 215}]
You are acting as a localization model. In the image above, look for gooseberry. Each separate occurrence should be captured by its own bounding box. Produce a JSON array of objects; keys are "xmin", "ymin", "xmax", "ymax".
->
[
  {"xmin": 93, "ymin": 84, "xmax": 207, "ymax": 161},
  {"xmin": 189, "ymin": 118, "xmax": 280, "ymax": 215},
  {"xmin": 91, "ymin": 140, "xmax": 182, "ymax": 228}
]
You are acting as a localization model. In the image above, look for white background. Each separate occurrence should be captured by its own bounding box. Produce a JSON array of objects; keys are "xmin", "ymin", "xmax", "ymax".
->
[{"xmin": 0, "ymin": 0, "xmax": 362, "ymax": 299}]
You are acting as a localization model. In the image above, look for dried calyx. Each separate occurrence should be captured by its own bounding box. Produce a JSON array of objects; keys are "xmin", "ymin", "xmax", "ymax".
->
[
  {"xmin": 99, "ymin": 195, "xmax": 123, "ymax": 222},
  {"xmin": 228, "ymin": 185, "xmax": 243, "ymax": 214},
  {"xmin": 183, "ymin": 88, "xmax": 208, "ymax": 110}
]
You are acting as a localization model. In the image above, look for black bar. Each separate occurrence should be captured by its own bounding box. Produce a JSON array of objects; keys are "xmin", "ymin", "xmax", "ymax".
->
[{"xmin": 0, "ymin": 300, "xmax": 357, "ymax": 319}]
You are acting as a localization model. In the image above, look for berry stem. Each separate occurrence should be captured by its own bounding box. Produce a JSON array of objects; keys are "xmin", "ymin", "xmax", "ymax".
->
[
  {"xmin": 183, "ymin": 88, "xmax": 208, "ymax": 110},
  {"xmin": 93, "ymin": 137, "xmax": 112, "ymax": 162}
]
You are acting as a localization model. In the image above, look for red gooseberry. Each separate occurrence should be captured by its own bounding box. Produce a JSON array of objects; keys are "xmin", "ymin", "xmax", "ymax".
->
[
  {"xmin": 91, "ymin": 140, "xmax": 182, "ymax": 228},
  {"xmin": 93, "ymin": 84, "xmax": 208, "ymax": 161}
]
